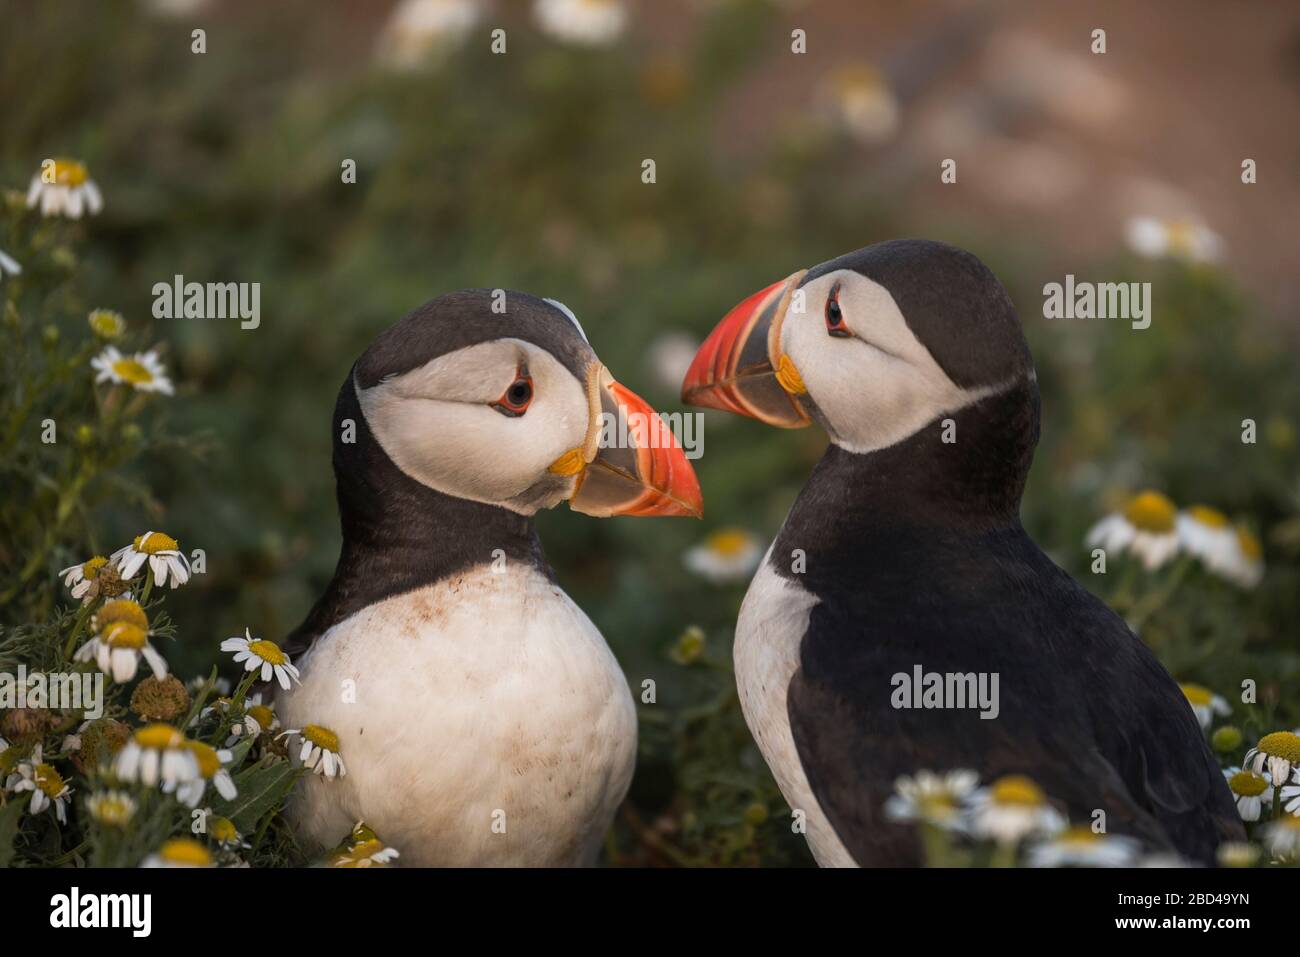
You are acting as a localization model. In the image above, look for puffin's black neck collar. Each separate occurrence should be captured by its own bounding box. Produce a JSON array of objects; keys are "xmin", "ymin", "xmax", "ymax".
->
[
  {"xmin": 283, "ymin": 373, "xmax": 548, "ymax": 657},
  {"xmin": 772, "ymin": 380, "xmax": 1039, "ymax": 585}
]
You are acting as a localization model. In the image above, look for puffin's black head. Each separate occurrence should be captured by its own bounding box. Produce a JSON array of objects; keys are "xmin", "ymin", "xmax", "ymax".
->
[
  {"xmin": 682, "ymin": 240, "xmax": 1039, "ymax": 513},
  {"xmin": 337, "ymin": 289, "xmax": 701, "ymax": 520}
]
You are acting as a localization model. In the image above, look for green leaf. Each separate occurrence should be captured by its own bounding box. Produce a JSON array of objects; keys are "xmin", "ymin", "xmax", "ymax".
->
[
  {"xmin": 0, "ymin": 796, "xmax": 27, "ymax": 868},
  {"xmin": 211, "ymin": 759, "xmax": 299, "ymax": 834}
]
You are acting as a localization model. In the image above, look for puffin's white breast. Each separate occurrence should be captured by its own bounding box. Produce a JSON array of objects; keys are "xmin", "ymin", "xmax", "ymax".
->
[
  {"xmin": 280, "ymin": 563, "xmax": 637, "ymax": 866},
  {"xmin": 735, "ymin": 552, "xmax": 857, "ymax": 867}
]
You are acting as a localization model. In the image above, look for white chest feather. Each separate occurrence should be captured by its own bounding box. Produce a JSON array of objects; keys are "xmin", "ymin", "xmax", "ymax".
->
[
  {"xmin": 735, "ymin": 554, "xmax": 857, "ymax": 867},
  {"xmin": 280, "ymin": 564, "xmax": 637, "ymax": 866}
]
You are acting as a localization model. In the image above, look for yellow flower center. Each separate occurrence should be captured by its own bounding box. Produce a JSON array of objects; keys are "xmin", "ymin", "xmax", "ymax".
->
[
  {"xmin": 90, "ymin": 794, "xmax": 134, "ymax": 826},
  {"xmin": 831, "ymin": 63, "xmax": 887, "ymax": 96},
  {"xmin": 134, "ymin": 723, "xmax": 184, "ymax": 750},
  {"xmin": 88, "ymin": 309, "xmax": 125, "ymax": 339},
  {"xmin": 82, "ymin": 556, "xmax": 109, "ymax": 579},
  {"xmin": 303, "ymin": 724, "xmax": 340, "ymax": 752},
  {"xmin": 187, "ymin": 741, "xmax": 222, "ymax": 779},
  {"xmin": 1166, "ymin": 220, "xmax": 1197, "ymax": 255},
  {"xmin": 990, "ymin": 775, "xmax": 1045, "ymax": 807},
  {"xmin": 247, "ymin": 639, "xmax": 287, "ymax": 665},
  {"xmin": 247, "ymin": 704, "xmax": 274, "ymax": 728},
  {"xmin": 111, "ymin": 358, "xmax": 156, "ymax": 386},
  {"xmin": 706, "ymin": 529, "xmax": 753, "ymax": 558},
  {"xmin": 1235, "ymin": 527, "xmax": 1262, "ymax": 560},
  {"xmin": 917, "ymin": 793, "xmax": 959, "ymax": 818},
  {"xmin": 1228, "ymin": 771, "xmax": 1268, "ymax": 798},
  {"xmin": 35, "ymin": 764, "xmax": 66, "ymax": 798},
  {"xmin": 1123, "ymin": 490, "xmax": 1177, "ymax": 533},
  {"xmin": 50, "ymin": 158, "xmax": 88, "ymax": 187},
  {"xmin": 1256, "ymin": 731, "xmax": 1300, "ymax": 763},
  {"xmin": 211, "ymin": 817, "xmax": 238, "ymax": 843},
  {"xmin": 103, "ymin": 622, "xmax": 147, "ymax": 649},
  {"xmin": 1056, "ymin": 826, "xmax": 1101, "ymax": 846},
  {"xmin": 96, "ymin": 598, "xmax": 148, "ymax": 631},
  {"xmin": 1187, "ymin": 505, "xmax": 1229, "ymax": 528},
  {"xmin": 133, "ymin": 531, "xmax": 179, "ymax": 553},
  {"xmin": 157, "ymin": 838, "xmax": 212, "ymax": 866},
  {"xmin": 1179, "ymin": 683, "xmax": 1213, "ymax": 706}
]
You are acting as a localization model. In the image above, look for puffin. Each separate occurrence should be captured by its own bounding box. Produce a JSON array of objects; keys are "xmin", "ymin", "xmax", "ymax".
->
[
  {"xmin": 279, "ymin": 289, "xmax": 702, "ymax": 866},
  {"xmin": 680, "ymin": 239, "xmax": 1243, "ymax": 866}
]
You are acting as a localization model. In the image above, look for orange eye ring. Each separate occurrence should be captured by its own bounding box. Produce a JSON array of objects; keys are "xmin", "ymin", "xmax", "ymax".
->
[{"xmin": 492, "ymin": 373, "xmax": 534, "ymax": 417}]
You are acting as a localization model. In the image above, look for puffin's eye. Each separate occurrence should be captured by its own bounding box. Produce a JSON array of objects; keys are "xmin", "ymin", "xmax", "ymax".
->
[
  {"xmin": 492, "ymin": 373, "xmax": 534, "ymax": 417},
  {"xmin": 824, "ymin": 285, "xmax": 850, "ymax": 338}
]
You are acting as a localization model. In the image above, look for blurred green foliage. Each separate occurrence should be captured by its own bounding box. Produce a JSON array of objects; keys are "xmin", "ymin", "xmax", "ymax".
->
[{"xmin": 1, "ymin": 0, "xmax": 1298, "ymax": 866}]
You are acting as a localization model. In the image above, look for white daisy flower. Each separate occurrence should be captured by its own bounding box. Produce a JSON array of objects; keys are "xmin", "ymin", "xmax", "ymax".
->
[
  {"xmin": 279, "ymin": 725, "xmax": 347, "ymax": 779},
  {"xmin": 817, "ymin": 64, "xmax": 900, "ymax": 146},
  {"xmin": 111, "ymin": 531, "xmax": 190, "ymax": 588},
  {"xmin": 1223, "ymin": 766, "xmax": 1273, "ymax": 822},
  {"xmin": 60, "ymin": 719, "xmax": 90, "ymax": 756},
  {"xmin": 198, "ymin": 691, "xmax": 278, "ymax": 744},
  {"xmin": 210, "ymin": 816, "xmax": 251, "ymax": 851},
  {"xmin": 4, "ymin": 745, "xmax": 73, "ymax": 824},
  {"xmin": 188, "ymin": 675, "xmax": 232, "ymax": 697},
  {"xmin": 1125, "ymin": 216, "xmax": 1223, "ymax": 264},
  {"xmin": 74, "ymin": 598, "xmax": 168, "ymax": 683},
  {"xmin": 165, "ymin": 741, "xmax": 237, "ymax": 809},
  {"xmin": 1224, "ymin": 526, "xmax": 1264, "ymax": 589},
  {"xmin": 59, "ymin": 555, "xmax": 112, "ymax": 602},
  {"xmin": 1216, "ymin": 841, "xmax": 1261, "ymax": 868},
  {"xmin": 113, "ymin": 723, "xmax": 200, "ymax": 789},
  {"xmin": 141, "ymin": 838, "xmax": 213, "ymax": 868},
  {"xmin": 1178, "ymin": 682, "xmax": 1230, "ymax": 731},
  {"xmin": 534, "ymin": 0, "xmax": 627, "ymax": 47},
  {"xmin": 86, "ymin": 789, "xmax": 138, "ymax": 827},
  {"xmin": 1177, "ymin": 506, "xmax": 1264, "ymax": 588},
  {"xmin": 1027, "ymin": 826, "xmax": 1139, "ymax": 868},
  {"xmin": 646, "ymin": 332, "xmax": 700, "ymax": 394},
  {"xmin": 220, "ymin": 629, "xmax": 300, "ymax": 690},
  {"xmin": 87, "ymin": 308, "xmax": 126, "ymax": 340},
  {"xmin": 1085, "ymin": 489, "xmax": 1180, "ymax": 571},
  {"xmin": 967, "ymin": 775, "xmax": 1065, "ymax": 844},
  {"xmin": 684, "ymin": 528, "xmax": 763, "ymax": 585},
  {"xmin": 140, "ymin": 0, "xmax": 212, "ymax": 16},
  {"xmin": 884, "ymin": 769, "xmax": 978, "ymax": 831},
  {"xmin": 375, "ymin": 0, "xmax": 479, "ymax": 70},
  {"xmin": 91, "ymin": 346, "xmax": 175, "ymax": 395},
  {"xmin": 26, "ymin": 158, "xmax": 104, "ymax": 219},
  {"xmin": 1280, "ymin": 770, "xmax": 1300, "ymax": 818},
  {"xmin": 1263, "ymin": 816, "xmax": 1300, "ymax": 860},
  {"xmin": 0, "ymin": 248, "xmax": 21, "ymax": 280},
  {"xmin": 332, "ymin": 838, "xmax": 400, "ymax": 867},
  {"xmin": 1244, "ymin": 732, "xmax": 1300, "ymax": 792}
]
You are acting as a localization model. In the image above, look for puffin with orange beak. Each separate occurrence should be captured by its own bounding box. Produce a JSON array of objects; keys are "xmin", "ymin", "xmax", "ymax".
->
[
  {"xmin": 683, "ymin": 239, "xmax": 1241, "ymax": 866},
  {"xmin": 280, "ymin": 289, "xmax": 700, "ymax": 866}
]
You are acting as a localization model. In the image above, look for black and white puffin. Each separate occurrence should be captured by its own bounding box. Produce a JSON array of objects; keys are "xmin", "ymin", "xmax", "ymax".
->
[
  {"xmin": 280, "ymin": 289, "xmax": 701, "ymax": 866},
  {"xmin": 681, "ymin": 239, "xmax": 1243, "ymax": 866}
]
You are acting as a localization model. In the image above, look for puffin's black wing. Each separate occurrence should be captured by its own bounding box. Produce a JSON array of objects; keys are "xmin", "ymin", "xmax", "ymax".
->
[{"xmin": 785, "ymin": 533, "xmax": 1242, "ymax": 866}]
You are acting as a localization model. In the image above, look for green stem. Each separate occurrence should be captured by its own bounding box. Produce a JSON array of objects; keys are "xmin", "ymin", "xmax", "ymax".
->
[{"xmin": 62, "ymin": 600, "xmax": 95, "ymax": 660}]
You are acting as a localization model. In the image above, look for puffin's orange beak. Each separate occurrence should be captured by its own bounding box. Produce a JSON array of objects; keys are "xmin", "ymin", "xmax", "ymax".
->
[
  {"xmin": 564, "ymin": 367, "xmax": 703, "ymax": 519},
  {"xmin": 680, "ymin": 272, "xmax": 811, "ymax": 428}
]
